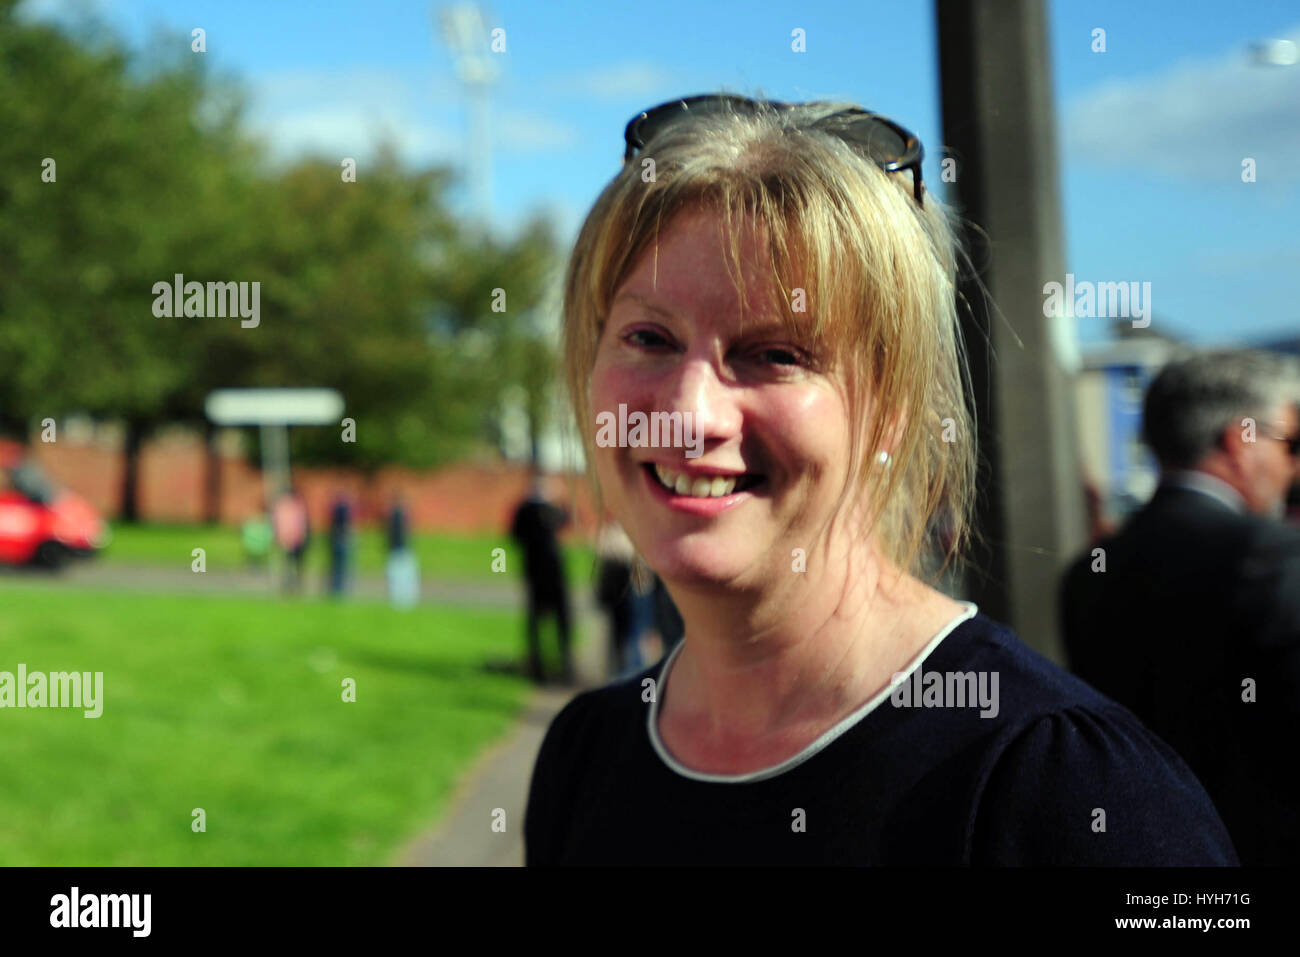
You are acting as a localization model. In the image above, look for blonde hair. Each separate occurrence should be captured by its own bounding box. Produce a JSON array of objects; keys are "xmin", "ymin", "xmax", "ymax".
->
[{"xmin": 561, "ymin": 96, "xmax": 976, "ymax": 583}]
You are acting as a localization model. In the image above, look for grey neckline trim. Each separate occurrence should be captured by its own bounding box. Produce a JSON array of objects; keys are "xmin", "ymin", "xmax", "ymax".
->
[{"xmin": 646, "ymin": 600, "xmax": 980, "ymax": 784}]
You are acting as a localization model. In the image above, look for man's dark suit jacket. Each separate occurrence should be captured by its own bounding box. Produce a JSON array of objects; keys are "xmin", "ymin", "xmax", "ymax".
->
[
  {"xmin": 509, "ymin": 497, "xmax": 569, "ymax": 605},
  {"xmin": 1061, "ymin": 483, "xmax": 1300, "ymax": 865}
]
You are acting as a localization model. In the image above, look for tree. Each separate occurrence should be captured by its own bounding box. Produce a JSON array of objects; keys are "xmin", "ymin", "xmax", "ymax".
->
[
  {"xmin": 0, "ymin": 3, "xmax": 565, "ymax": 522},
  {"xmin": 429, "ymin": 214, "xmax": 564, "ymax": 464},
  {"xmin": 0, "ymin": 8, "xmax": 266, "ymax": 516}
]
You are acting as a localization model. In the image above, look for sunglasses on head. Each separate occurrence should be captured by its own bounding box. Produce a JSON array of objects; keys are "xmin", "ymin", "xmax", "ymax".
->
[{"xmin": 622, "ymin": 94, "xmax": 926, "ymax": 205}]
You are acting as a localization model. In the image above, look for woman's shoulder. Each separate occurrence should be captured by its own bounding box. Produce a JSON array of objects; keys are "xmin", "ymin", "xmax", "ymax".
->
[
  {"xmin": 945, "ymin": 613, "xmax": 1238, "ymax": 865},
  {"xmin": 535, "ymin": 665, "xmax": 658, "ymax": 758},
  {"xmin": 965, "ymin": 698, "xmax": 1239, "ymax": 864},
  {"xmin": 896, "ymin": 582, "xmax": 1133, "ymax": 724},
  {"xmin": 940, "ymin": 609, "xmax": 1211, "ymax": 783},
  {"xmin": 894, "ymin": 607, "xmax": 1191, "ymax": 773},
  {"xmin": 936, "ymin": 608, "xmax": 1136, "ymax": 719}
]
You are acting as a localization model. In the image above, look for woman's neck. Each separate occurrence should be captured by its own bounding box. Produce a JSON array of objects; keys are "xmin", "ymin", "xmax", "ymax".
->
[{"xmin": 658, "ymin": 541, "xmax": 954, "ymax": 760}]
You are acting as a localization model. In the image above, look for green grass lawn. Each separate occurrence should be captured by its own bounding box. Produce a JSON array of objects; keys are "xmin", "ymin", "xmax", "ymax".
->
[
  {"xmin": 102, "ymin": 521, "xmax": 598, "ymax": 586},
  {"xmin": 0, "ymin": 584, "xmax": 572, "ymax": 865}
]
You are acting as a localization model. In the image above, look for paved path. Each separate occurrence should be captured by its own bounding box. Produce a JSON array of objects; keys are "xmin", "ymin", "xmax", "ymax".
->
[
  {"xmin": 0, "ymin": 561, "xmax": 524, "ymax": 608},
  {"xmin": 393, "ymin": 603, "xmax": 615, "ymax": 867}
]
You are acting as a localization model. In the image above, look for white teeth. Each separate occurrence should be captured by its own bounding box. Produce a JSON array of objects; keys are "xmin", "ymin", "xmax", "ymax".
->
[{"xmin": 653, "ymin": 464, "xmax": 740, "ymax": 498}]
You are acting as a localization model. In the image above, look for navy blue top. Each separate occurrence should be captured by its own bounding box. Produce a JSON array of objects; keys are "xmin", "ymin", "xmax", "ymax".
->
[{"xmin": 524, "ymin": 606, "xmax": 1238, "ymax": 865}]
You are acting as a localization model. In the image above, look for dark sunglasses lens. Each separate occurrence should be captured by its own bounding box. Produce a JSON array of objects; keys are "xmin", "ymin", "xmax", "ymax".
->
[
  {"xmin": 635, "ymin": 96, "xmax": 759, "ymax": 150},
  {"xmin": 626, "ymin": 100, "xmax": 923, "ymax": 201},
  {"xmin": 823, "ymin": 116, "xmax": 908, "ymax": 165}
]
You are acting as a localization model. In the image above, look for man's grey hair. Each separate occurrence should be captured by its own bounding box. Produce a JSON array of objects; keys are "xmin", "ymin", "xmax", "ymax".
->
[{"xmin": 1142, "ymin": 349, "xmax": 1300, "ymax": 470}]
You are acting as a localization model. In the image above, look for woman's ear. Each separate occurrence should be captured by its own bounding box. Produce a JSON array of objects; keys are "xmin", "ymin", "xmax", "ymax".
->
[
  {"xmin": 869, "ymin": 400, "xmax": 907, "ymax": 459},
  {"xmin": 883, "ymin": 404, "xmax": 908, "ymax": 456}
]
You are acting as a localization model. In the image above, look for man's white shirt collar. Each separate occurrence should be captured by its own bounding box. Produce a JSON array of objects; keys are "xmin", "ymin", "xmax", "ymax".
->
[{"xmin": 1161, "ymin": 470, "xmax": 1248, "ymax": 515}]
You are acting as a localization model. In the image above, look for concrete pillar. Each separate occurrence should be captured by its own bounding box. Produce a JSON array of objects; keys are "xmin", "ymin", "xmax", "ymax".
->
[{"xmin": 935, "ymin": 0, "xmax": 1087, "ymax": 661}]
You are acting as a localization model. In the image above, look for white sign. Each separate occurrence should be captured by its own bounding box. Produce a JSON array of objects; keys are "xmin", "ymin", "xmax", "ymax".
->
[{"xmin": 204, "ymin": 389, "xmax": 344, "ymax": 426}]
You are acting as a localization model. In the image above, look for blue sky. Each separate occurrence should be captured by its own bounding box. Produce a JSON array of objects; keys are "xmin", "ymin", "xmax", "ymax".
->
[{"xmin": 22, "ymin": 0, "xmax": 1300, "ymax": 347}]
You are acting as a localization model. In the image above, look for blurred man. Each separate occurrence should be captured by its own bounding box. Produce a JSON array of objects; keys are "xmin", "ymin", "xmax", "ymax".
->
[
  {"xmin": 594, "ymin": 518, "xmax": 654, "ymax": 681},
  {"xmin": 1061, "ymin": 349, "xmax": 1300, "ymax": 865},
  {"xmin": 1286, "ymin": 476, "xmax": 1300, "ymax": 527},
  {"xmin": 510, "ymin": 473, "xmax": 574, "ymax": 684},
  {"xmin": 327, "ymin": 493, "xmax": 353, "ymax": 597}
]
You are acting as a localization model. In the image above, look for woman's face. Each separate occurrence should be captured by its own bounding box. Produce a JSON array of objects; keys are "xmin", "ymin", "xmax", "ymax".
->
[{"xmin": 590, "ymin": 206, "xmax": 860, "ymax": 589}]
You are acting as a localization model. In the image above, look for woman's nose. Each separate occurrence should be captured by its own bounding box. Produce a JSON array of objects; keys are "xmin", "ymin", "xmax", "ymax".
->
[{"xmin": 660, "ymin": 356, "xmax": 742, "ymax": 444}]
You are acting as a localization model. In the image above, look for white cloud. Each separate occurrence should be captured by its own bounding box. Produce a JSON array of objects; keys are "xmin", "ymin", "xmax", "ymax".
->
[
  {"xmin": 247, "ymin": 70, "xmax": 580, "ymax": 164},
  {"xmin": 495, "ymin": 110, "xmax": 581, "ymax": 153},
  {"xmin": 541, "ymin": 61, "xmax": 673, "ymax": 101},
  {"xmin": 1062, "ymin": 26, "xmax": 1300, "ymax": 183},
  {"xmin": 254, "ymin": 69, "xmax": 459, "ymax": 108},
  {"xmin": 246, "ymin": 68, "xmax": 460, "ymax": 166},
  {"xmin": 254, "ymin": 108, "xmax": 456, "ymax": 165}
]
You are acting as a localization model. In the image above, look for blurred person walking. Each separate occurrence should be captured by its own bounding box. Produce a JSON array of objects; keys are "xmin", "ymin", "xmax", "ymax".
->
[
  {"xmin": 509, "ymin": 473, "xmax": 574, "ymax": 684},
  {"xmin": 1061, "ymin": 349, "xmax": 1300, "ymax": 865},
  {"xmin": 595, "ymin": 519, "xmax": 654, "ymax": 681},
  {"xmin": 242, "ymin": 513, "xmax": 273, "ymax": 568},
  {"xmin": 649, "ymin": 574, "xmax": 684, "ymax": 664},
  {"xmin": 327, "ymin": 493, "xmax": 354, "ymax": 597},
  {"xmin": 271, "ymin": 488, "xmax": 309, "ymax": 593},
  {"xmin": 386, "ymin": 494, "xmax": 420, "ymax": 609}
]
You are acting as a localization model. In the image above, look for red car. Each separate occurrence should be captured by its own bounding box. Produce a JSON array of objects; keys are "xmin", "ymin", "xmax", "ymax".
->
[{"xmin": 0, "ymin": 440, "xmax": 107, "ymax": 569}]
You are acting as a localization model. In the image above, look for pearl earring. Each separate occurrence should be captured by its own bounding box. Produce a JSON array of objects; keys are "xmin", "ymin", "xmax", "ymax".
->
[{"xmin": 876, "ymin": 450, "xmax": 892, "ymax": 467}]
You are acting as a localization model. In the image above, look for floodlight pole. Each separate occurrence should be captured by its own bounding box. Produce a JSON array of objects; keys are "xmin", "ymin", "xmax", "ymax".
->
[
  {"xmin": 260, "ymin": 424, "xmax": 291, "ymax": 503},
  {"xmin": 260, "ymin": 424, "xmax": 291, "ymax": 587},
  {"xmin": 438, "ymin": 2, "xmax": 499, "ymax": 233}
]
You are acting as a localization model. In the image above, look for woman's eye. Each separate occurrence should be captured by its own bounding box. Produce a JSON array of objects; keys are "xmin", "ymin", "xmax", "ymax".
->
[
  {"xmin": 756, "ymin": 347, "xmax": 802, "ymax": 367},
  {"xmin": 625, "ymin": 329, "xmax": 671, "ymax": 348}
]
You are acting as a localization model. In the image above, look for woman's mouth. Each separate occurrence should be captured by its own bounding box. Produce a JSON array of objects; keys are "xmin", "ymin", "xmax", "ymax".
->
[{"xmin": 643, "ymin": 462, "xmax": 765, "ymax": 498}]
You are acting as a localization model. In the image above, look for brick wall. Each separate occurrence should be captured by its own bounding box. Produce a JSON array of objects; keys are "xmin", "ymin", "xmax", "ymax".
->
[{"xmin": 27, "ymin": 432, "xmax": 598, "ymax": 537}]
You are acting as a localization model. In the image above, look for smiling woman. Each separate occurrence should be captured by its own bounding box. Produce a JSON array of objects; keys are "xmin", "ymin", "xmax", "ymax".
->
[{"xmin": 525, "ymin": 93, "xmax": 1239, "ymax": 866}]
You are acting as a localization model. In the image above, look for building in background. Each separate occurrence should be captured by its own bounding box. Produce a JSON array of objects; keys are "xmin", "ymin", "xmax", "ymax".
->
[
  {"xmin": 1074, "ymin": 324, "xmax": 1299, "ymax": 529},
  {"xmin": 1073, "ymin": 323, "xmax": 1190, "ymax": 527},
  {"xmin": 1256, "ymin": 334, "xmax": 1300, "ymax": 358}
]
